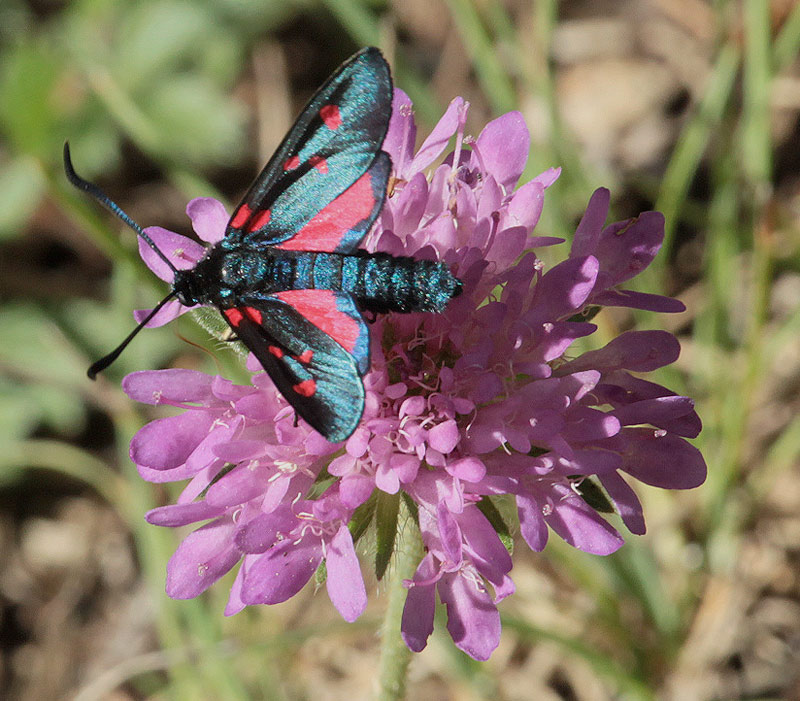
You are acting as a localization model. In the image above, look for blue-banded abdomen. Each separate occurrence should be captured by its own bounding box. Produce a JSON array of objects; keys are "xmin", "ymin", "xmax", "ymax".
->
[{"xmin": 184, "ymin": 248, "xmax": 461, "ymax": 313}]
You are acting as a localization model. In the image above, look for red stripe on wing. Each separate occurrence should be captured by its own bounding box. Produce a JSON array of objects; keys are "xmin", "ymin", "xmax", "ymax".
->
[
  {"xmin": 274, "ymin": 290, "xmax": 360, "ymax": 353},
  {"xmin": 230, "ymin": 203, "xmax": 252, "ymax": 229},
  {"xmin": 274, "ymin": 169, "xmax": 376, "ymax": 252}
]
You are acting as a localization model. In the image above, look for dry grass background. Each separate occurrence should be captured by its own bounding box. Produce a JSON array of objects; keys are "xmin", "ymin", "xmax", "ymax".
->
[{"xmin": 1, "ymin": 0, "xmax": 800, "ymax": 699}]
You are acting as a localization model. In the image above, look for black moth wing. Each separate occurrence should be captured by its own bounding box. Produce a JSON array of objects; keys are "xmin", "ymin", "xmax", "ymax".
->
[
  {"xmin": 225, "ymin": 47, "xmax": 393, "ymax": 249},
  {"xmin": 222, "ymin": 297, "xmax": 365, "ymax": 442}
]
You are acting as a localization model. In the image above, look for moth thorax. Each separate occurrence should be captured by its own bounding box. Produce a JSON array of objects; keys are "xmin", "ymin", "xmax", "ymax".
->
[{"xmin": 220, "ymin": 251, "xmax": 261, "ymax": 289}]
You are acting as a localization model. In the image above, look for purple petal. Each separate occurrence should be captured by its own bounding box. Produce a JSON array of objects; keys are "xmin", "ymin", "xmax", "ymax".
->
[
  {"xmin": 138, "ymin": 227, "xmax": 205, "ymax": 281},
  {"xmin": 612, "ymin": 396, "xmax": 696, "ymax": 429},
  {"xmin": 339, "ymin": 473, "xmax": 376, "ymax": 508},
  {"xmin": 545, "ymin": 489, "xmax": 624, "ymax": 555},
  {"xmin": 516, "ymin": 495, "xmax": 548, "ymax": 551},
  {"xmin": 562, "ymin": 407, "xmax": 621, "ymax": 442},
  {"xmin": 595, "ymin": 211, "xmax": 664, "ymax": 284},
  {"xmin": 165, "ymin": 518, "xmax": 241, "ymax": 599},
  {"xmin": 560, "ymin": 330, "xmax": 680, "ymax": 374},
  {"xmin": 427, "ymin": 419, "xmax": 460, "ymax": 454},
  {"xmin": 130, "ymin": 410, "xmax": 217, "ymax": 470},
  {"xmin": 186, "ymin": 197, "xmax": 228, "ymax": 243},
  {"xmin": 459, "ymin": 507, "xmax": 512, "ymax": 578},
  {"xmin": 145, "ymin": 501, "xmax": 224, "ymax": 527},
  {"xmin": 531, "ymin": 167, "xmax": 561, "ymax": 188},
  {"xmin": 392, "ymin": 172, "xmax": 429, "ymax": 238},
  {"xmin": 205, "ymin": 463, "xmax": 269, "ymax": 508},
  {"xmin": 240, "ymin": 536, "xmax": 322, "ymax": 605},
  {"xmin": 184, "ymin": 417, "xmax": 241, "ymax": 473},
  {"xmin": 446, "ymin": 457, "xmax": 486, "ymax": 482},
  {"xmin": 530, "ymin": 256, "xmax": 599, "ymax": 322},
  {"xmin": 598, "ymin": 470, "xmax": 646, "ymax": 535},
  {"xmin": 411, "ymin": 97, "xmax": 465, "ymax": 172},
  {"xmin": 438, "ymin": 571, "xmax": 501, "ymax": 661},
  {"xmin": 401, "ymin": 553, "xmax": 437, "ymax": 652},
  {"xmin": 503, "ymin": 180, "xmax": 545, "ymax": 231},
  {"xmin": 475, "ymin": 111, "xmax": 530, "ymax": 192},
  {"xmin": 571, "ymin": 188, "xmax": 609, "ymax": 257},
  {"xmin": 123, "ymin": 369, "xmax": 216, "ymax": 404},
  {"xmin": 620, "ymin": 429, "xmax": 707, "ymax": 489},
  {"xmin": 235, "ymin": 509, "xmax": 295, "ymax": 553},
  {"xmin": 383, "ymin": 88, "xmax": 416, "ymax": 175},
  {"xmin": 591, "ymin": 289, "xmax": 685, "ymax": 313},
  {"xmin": 133, "ymin": 298, "xmax": 192, "ymax": 327},
  {"xmin": 325, "ymin": 525, "xmax": 367, "ymax": 622},
  {"xmin": 436, "ymin": 501, "xmax": 462, "ymax": 564}
]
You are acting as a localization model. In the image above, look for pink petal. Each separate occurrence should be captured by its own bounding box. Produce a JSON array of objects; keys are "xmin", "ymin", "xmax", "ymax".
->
[
  {"xmin": 571, "ymin": 188, "xmax": 610, "ymax": 257},
  {"xmin": 620, "ymin": 428, "xmax": 707, "ymax": 489},
  {"xmin": 383, "ymin": 88, "xmax": 416, "ymax": 175},
  {"xmin": 438, "ymin": 571, "xmax": 501, "ymax": 661},
  {"xmin": 475, "ymin": 111, "xmax": 530, "ymax": 192},
  {"xmin": 401, "ymin": 553, "xmax": 437, "ymax": 652},
  {"xmin": 186, "ymin": 197, "xmax": 229, "ymax": 243},
  {"xmin": 240, "ymin": 537, "xmax": 322, "ymax": 605},
  {"xmin": 139, "ymin": 227, "xmax": 205, "ymax": 281},
  {"xmin": 122, "ymin": 369, "xmax": 216, "ymax": 404},
  {"xmin": 427, "ymin": 419, "xmax": 460, "ymax": 454},
  {"xmin": 165, "ymin": 519, "xmax": 241, "ymax": 599},
  {"xmin": 133, "ymin": 298, "xmax": 192, "ymax": 327},
  {"xmin": 411, "ymin": 97, "xmax": 465, "ymax": 172},
  {"xmin": 325, "ymin": 525, "xmax": 367, "ymax": 622},
  {"xmin": 130, "ymin": 410, "xmax": 217, "ymax": 470}
]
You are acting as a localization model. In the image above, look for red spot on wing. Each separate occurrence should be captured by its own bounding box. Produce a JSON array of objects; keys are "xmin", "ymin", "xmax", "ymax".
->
[
  {"xmin": 268, "ymin": 345, "xmax": 284, "ymax": 358},
  {"xmin": 293, "ymin": 379, "xmax": 317, "ymax": 397},
  {"xmin": 224, "ymin": 308, "xmax": 243, "ymax": 326},
  {"xmin": 275, "ymin": 290, "xmax": 359, "ymax": 353},
  {"xmin": 320, "ymin": 104, "xmax": 342, "ymax": 130},
  {"xmin": 224, "ymin": 306, "xmax": 262, "ymax": 327},
  {"xmin": 248, "ymin": 209, "xmax": 271, "ymax": 231},
  {"xmin": 296, "ymin": 349, "xmax": 314, "ymax": 364},
  {"xmin": 243, "ymin": 306, "xmax": 263, "ymax": 324},
  {"xmin": 284, "ymin": 155, "xmax": 300, "ymax": 171},
  {"xmin": 309, "ymin": 155, "xmax": 328, "ymax": 174},
  {"xmin": 231, "ymin": 203, "xmax": 251, "ymax": 229},
  {"xmin": 275, "ymin": 170, "xmax": 376, "ymax": 252}
]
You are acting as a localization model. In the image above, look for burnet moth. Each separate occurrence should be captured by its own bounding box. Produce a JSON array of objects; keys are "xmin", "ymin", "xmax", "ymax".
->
[{"xmin": 65, "ymin": 47, "xmax": 462, "ymax": 442}]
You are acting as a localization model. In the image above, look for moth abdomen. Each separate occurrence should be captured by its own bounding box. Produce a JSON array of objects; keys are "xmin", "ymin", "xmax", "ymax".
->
[{"xmin": 346, "ymin": 252, "xmax": 461, "ymax": 314}]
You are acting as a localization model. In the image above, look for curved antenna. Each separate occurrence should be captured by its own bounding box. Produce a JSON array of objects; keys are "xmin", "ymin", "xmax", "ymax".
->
[
  {"xmin": 88, "ymin": 291, "xmax": 178, "ymax": 379},
  {"xmin": 63, "ymin": 142, "xmax": 179, "ymax": 276}
]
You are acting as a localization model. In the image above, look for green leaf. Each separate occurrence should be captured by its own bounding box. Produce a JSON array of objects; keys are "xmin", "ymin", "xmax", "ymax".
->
[
  {"xmin": 477, "ymin": 496, "xmax": 514, "ymax": 554},
  {"xmin": 348, "ymin": 491, "xmax": 377, "ymax": 545},
  {"xmin": 375, "ymin": 490, "xmax": 400, "ymax": 581},
  {"xmin": 572, "ymin": 475, "xmax": 616, "ymax": 514}
]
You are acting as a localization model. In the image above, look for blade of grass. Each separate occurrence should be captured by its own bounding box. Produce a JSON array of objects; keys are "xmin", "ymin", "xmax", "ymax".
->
[
  {"xmin": 443, "ymin": 0, "xmax": 517, "ymax": 113},
  {"xmin": 319, "ymin": 0, "xmax": 442, "ymax": 123},
  {"xmin": 651, "ymin": 43, "xmax": 739, "ymax": 269},
  {"xmin": 773, "ymin": 2, "xmax": 800, "ymax": 70},
  {"xmin": 500, "ymin": 615, "xmax": 654, "ymax": 700}
]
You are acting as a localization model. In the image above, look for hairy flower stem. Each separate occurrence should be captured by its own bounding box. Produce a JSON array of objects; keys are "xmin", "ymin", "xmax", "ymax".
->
[{"xmin": 376, "ymin": 510, "xmax": 424, "ymax": 701}]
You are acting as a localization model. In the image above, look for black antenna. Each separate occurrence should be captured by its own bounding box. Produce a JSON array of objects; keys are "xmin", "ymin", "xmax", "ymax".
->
[
  {"xmin": 87, "ymin": 291, "xmax": 178, "ymax": 379},
  {"xmin": 64, "ymin": 142, "xmax": 183, "ymax": 378},
  {"xmin": 63, "ymin": 142, "xmax": 179, "ymax": 276}
]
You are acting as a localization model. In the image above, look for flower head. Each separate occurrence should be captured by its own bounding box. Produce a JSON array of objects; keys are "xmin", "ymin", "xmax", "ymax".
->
[{"xmin": 126, "ymin": 88, "xmax": 705, "ymax": 660}]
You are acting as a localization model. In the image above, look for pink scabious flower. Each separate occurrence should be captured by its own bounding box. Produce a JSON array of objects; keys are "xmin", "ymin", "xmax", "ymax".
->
[{"xmin": 125, "ymin": 88, "xmax": 705, "ymax": 661}]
